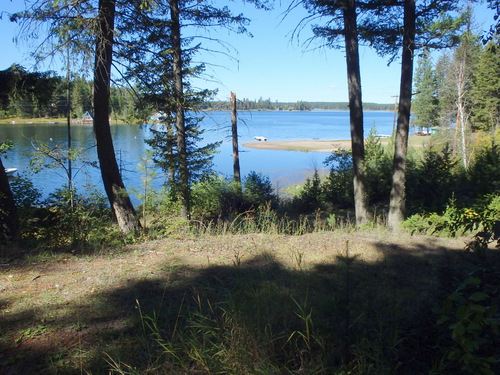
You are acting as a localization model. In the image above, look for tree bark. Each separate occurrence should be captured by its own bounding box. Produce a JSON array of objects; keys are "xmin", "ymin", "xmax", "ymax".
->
[
  {"xmin": 94, "ymin": 0, "xmax": 140, "ymax": 234},
  {"xmin": 0, "ymin": 157, "xmax": 20, "ymax": 245},
  {"xmin": 170, "ymin": 0, "xmax": 190, "ymax": 219},
  {"xmin": 387, "ymin": 0, "xmax": 415, "ymax": 231},
  {"xmin": 343, "ymin": 0, "xmax": 368, "ymax": 225},
  {"xmin": 231, "ymin": 92, "xmax": 241, "ymax": 185},
  {"xmin": 456, "ymin": 55, "xmax": 468, "ymax": 169}
]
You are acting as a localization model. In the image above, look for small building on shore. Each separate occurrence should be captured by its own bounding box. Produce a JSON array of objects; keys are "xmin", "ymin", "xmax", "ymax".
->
[{"xmin": 81, "ymin": 111, "xmax": 93, "ymax": 124}]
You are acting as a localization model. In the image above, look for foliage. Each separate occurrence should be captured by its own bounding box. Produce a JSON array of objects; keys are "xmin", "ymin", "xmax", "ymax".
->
[
  {"xmin": 9, "ymin": 175, "xmax": 42, "ymax": 210},
  {"xmin": 322, "ymin": 151, "xmax": 354, "ymax": 209},
  {"xmin": 406, "ymin": 144, "xmax": 458, "ymax": 212},
  {"xmin": 0, "ymin": 141, "xmax": 13, "ymax": 154},
  {"xmin": 297, "ymin": 169, "xmax": 323, "ymax": 212},
  {"xmin": 17, "ymin": 184, "xmax": 121, "ymax": 251},
  {"xmin": 190, "ymin": 174, "xmax": 243, "ymax": 219},
  {"xmin": 413, "ymin": 50, "xmax": 440, "ymax": 130},
  {"xmin": 465, "ymin": 135, "xmax": 500, "ymax": 197},
  {"xmin": 402, "ymin": 194, "xmax": 500, "ymax": 237},
  {"xmin": 243, "ymin": 171, "xmax": 277, "ymax": 208},
  {"xmin": 0, "ymin": 65, "xmax": 62, "ymax": 118},
  {"xmin": 0, "ymin": 65, "xmax": 145, "ymax": 121},
  {"xmin": 363, "ymin": 127, "xmax": 393, "ymax": 205},
  {"xmin": 435, "ymin": 271, "xmax": 500, "ymax": 374},
  {"xmin": 470, "ymin": 38, "xmax": 500, "ymax": 132}
]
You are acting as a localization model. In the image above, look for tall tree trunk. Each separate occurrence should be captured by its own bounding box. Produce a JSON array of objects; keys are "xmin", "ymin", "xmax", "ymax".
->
[
  {"xmin": 387, "ymin": 0, "xmax": 415, "ymax": 231},
  {"xmin": 0, "ymin": 157, "xmax": 20, "ymax": 245},
  {"xmin": 170, "ymin": 0, "xmax": 190, "ymax": 219},
  {"xmin": 94, "ymin": 0, "xmax": 140, "ymax": 234},
  {"xmin": 457, "ymin": 57, "xmax": 468, "ymax": 169},
  {"xmin": 343, "ymin": 0, "xmax": 368, "ymax": 225},
  {"xmin": 231, "ymin": 92, "xmax": 241, "ymax": 185}
]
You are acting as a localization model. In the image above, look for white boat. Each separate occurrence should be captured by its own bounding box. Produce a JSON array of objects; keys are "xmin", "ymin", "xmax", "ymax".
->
[
  {"xmin": 254, "ymin": 136, "xmax": 267, "ymax": 142},
  {"xmin": 5, "ymin": 168, "xmax": 17, "ymax": 177}
]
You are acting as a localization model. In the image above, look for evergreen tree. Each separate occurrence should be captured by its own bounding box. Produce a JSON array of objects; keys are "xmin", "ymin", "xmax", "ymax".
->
[
  {"xmin": 435, "ymin": 52, "xmax": 455, "ymax": 128},
  {"xmin": 118, "ymin": 0, "xmax": 258, "ymax": 218},
  {"xmin": 471, "ymin": 38, "xmax": 500, "ymax": 132},
  {"xmin": 71, "ymin": 77, "xmax": 93, "ymax": 118},
  {"xmin": 412, "ymin": 50, "xmax": 439, "ymax": 131}
]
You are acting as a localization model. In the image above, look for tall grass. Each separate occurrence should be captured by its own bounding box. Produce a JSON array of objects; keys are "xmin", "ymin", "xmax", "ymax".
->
[{"xmin": 105, "ymin": 238, "xmax": 500, "ymax": 375}]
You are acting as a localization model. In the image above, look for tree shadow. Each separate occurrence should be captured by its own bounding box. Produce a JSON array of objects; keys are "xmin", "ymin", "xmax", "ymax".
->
[{"xmin": 1, "ymin": 241, "xmax": 499, "ymax": 374}]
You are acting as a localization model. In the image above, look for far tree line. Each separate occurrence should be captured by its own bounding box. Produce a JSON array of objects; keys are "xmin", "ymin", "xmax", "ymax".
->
[
  {"xmin": 0, "ymin": 65, "xmax": 394, "ymax": 119},
  {"xmin": 0, "ymin": 65, "xmax": 141, "ymax": 121}
]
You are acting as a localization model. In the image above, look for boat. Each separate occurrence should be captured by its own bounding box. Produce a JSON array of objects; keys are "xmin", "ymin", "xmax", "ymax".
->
[
  {"xmin": 254, "ymin": 136, "xmax": 267, "ymax": 142},
  {"xmin": 5, "ymin": 168, "xmax": 17, "ymax": 177}
]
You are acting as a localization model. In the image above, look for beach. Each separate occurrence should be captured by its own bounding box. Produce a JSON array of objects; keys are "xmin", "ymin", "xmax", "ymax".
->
[
  {"xmin": 243, "ymin": 139, "xmax": 352, "ymax": 152},
  {"xmin": 243, "ymin": 135, "xmax": 429, "ymax": 153}
]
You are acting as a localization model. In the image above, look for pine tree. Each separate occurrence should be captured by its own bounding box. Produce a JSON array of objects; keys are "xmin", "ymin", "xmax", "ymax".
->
[
  {"xmin": 118, "ymin": 0, "xmax": 255, "ymax": 218},
  {"xmin": 412, "ymin": 50, "xmax": 439, "ymax": 132},
  {"xmin": 471, "ymin": 38, "xmax": 500, "ymax": 132}
]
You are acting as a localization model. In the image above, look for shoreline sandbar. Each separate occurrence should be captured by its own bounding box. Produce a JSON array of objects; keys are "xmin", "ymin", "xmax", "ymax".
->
[
  {"xmin": 243, "ymin": 140, "xmax": 352, "ymax": 152},
  {"xmin": 243, "ymin": 135, "xmax": 429, "ymax": 152}
]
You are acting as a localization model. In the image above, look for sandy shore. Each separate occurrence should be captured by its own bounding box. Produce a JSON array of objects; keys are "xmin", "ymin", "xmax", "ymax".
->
[
  {"xmin": 243, "ymin": 135, "xmax": 429, "ymax": 153},
  {"xmin": 242, "ymin": 140, "xmax": 353, "ymax": 152}
]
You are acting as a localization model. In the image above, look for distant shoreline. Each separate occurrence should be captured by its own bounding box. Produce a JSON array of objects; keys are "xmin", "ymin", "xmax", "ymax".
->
[{"xmin": 243, "ymin": 135, "xmax": 429, "ymax": 153}]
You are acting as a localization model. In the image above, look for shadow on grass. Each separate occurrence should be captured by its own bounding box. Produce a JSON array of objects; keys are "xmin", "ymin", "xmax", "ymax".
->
[{"xmin": 1, "ymin": 241, "xmax": 499, "ymax": 374}]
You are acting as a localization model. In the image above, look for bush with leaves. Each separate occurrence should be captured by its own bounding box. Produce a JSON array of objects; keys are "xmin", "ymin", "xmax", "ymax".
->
[
  {"xmin": 243, "ymin": 171, "xmax": 277, "ymax": 209},
  {"xmin": 363, "ymin": 128, "xmax": 393, "ymax": 205},
  {"xmin": 25, "ymin": 185, "xmax": 119, "ymax": 251},
  {"xmin": 435, "ymin": 271, "xmax": 500, "ymax": 375},
  {"xmin": 402, "ymin": 194, "xmax": 500, "ymax": 238},
  {"xmin": 406, "ymin": 144, "xmax": 459, "ymax": 212},
  {"xmin": 190, "ymin": 174, "xmax": 243, "ymax": 219},
  {"xmin": 465, "ymin": 136, "xmax": 500, "ymax": 198},
  {"xmin": 322, "ymin": 151, "xmax": 354, "ymax": 208},
  {"xmin": 9, "ymin": 174, "xmax": 42, "ymax": 210},
  {"xmin": 296, "ymin": 169, "xmax": 324, "ymax": 212}
]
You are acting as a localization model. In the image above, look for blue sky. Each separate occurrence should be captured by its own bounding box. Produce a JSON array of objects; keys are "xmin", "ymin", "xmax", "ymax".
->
[{"xmin": 1, "ymin": 1, "xmax": 497, "ymax": 104}]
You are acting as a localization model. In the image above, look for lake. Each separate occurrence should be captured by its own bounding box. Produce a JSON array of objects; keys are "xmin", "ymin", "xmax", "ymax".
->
[{"xmin": 1, "ymin": 110, "xmax": 395, "ymax": 200}]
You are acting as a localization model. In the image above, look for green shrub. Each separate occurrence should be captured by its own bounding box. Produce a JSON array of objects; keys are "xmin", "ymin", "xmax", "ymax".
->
[
  {"xmin": 297, "ymin": 169, "xmax": 323, "ymax": 212},
  {"xmin": 407, "ymin": 144, "xmax": 458, "ymax": 212},
  {"xmin": 243, "ymin": 171, "xmax": 277, "ymax": 208},
  {"xmin": 363, "ymin": 127, "xmax": 393, "ymax": 204},
  {"xmin": 191, "ymin": 174, "xmax": 243, "ymax": 219},
  {"xmin": 466, "ymin": 140, "xmax": 500, "ymax": 197},
  {"xmin": 435, "ymin": 272, "xmax": 500, "ymax": 374},
  {"xmin": 23, "ymin": 184, "xmax": 119, "ymax": 251},
  {"xmin": 322, "ymin": 152, "xmax": 354, "ymax": 208},
  {"xmin": 9, "ymin": 174, "xmax": 42, "ymax": 209},
  {"xmin": 403, "ymin": 194, "xmax": 500, "ymax": 237}
]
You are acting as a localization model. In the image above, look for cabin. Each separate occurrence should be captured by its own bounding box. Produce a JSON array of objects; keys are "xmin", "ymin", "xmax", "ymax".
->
[{"xmin": 81, "ymin": 111, "xmax": 93, "ymax": 124}]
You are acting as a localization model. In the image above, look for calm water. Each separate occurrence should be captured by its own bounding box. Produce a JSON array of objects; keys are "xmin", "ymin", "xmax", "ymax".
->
[{"xmin": 1, "ymin": 110, "xmax": 395, "ymax": 199}]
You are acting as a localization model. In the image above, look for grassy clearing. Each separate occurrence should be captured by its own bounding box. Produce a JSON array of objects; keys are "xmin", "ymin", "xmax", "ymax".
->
[{"xmin": 1, "ymin": 229, "xmax": 499, "ymax": 374}]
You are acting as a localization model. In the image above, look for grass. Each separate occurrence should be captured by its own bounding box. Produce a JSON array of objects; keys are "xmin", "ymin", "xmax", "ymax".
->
[{"xmin": 1, "ymin": 229, "xmax": 499, "ymax": 374}]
